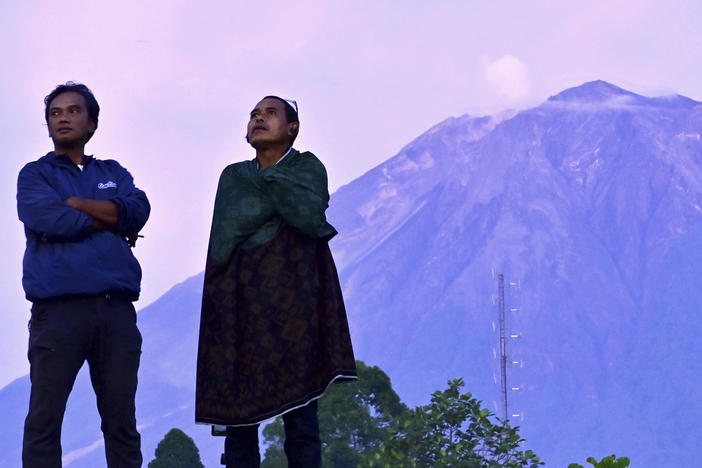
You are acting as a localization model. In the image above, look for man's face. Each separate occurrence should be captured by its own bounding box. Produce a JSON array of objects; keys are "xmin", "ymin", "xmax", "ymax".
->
[
  {"xmin": 47, "ymin": 91, "xmax": 96, "ymax": 147},
  {"xmin": 246, "ymin": 98, "xmax": 296, "ymax": 149}
]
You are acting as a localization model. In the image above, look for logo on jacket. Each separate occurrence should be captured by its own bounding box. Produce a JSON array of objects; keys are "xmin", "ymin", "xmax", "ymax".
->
[{"xmin": 98, "ymin": 181, "xmax": 117, "ymax": 189}]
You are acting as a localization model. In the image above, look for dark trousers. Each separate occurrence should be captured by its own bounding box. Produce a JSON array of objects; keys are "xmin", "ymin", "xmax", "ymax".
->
[
  {"xmin": 224, "ymin": 400, "xmax": 321, "ymax": 468},
  {"xmin": 22, "ymin": 295, "xmax": 143, "ymax": 468}
]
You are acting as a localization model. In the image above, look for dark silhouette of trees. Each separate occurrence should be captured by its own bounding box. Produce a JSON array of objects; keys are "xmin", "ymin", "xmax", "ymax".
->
[{"xmin": 148, "ymin": 428, "xmax": 204, "ymax": 468}]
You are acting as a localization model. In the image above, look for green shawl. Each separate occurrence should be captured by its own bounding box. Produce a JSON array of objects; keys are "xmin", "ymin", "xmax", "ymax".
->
[{"xmin": 207, "ymin": 149, "xmax": 337, "ymax": 263}]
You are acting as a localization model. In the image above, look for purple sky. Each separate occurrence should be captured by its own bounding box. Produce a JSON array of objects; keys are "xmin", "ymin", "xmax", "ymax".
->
[{"xmin": 1, "ymin": 0, "xmax": 701, "ymax": 387}]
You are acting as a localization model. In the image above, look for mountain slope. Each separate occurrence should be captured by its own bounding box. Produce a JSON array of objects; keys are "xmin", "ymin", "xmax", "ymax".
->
[{"xmin": 328, "ymin": 80, "xmax": 702, "ymax": 466}]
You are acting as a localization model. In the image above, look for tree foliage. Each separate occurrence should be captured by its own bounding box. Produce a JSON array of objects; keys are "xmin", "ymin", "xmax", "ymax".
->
[
  {"xmin": 261, "ymin": 360, "xmax": 406, "ymax": 468},
  {"xmin": 568, "ymin": 454, "xmax": 630, "ymax": 468},
  {"xmin": 261, "ymin": 361, "xmax": 544, "ymax": 467},
  {"xmin": 363, "ymin": 378, "xmax": 543, "ymax": 468},
  {"xmin": 148, "ymin": 428, "xmax": 205, "ymax": 468}
]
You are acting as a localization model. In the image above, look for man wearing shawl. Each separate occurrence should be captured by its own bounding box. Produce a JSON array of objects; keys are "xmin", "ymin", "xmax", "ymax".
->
[{"xmin": 196, "ymin": 96, "xmax": 357, "ymax": 467}]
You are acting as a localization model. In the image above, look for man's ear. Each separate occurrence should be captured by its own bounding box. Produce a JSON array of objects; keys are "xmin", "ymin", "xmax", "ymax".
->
[{"xmin": 288, "ymin": 121, "xmax": 299, "ymax": 137}]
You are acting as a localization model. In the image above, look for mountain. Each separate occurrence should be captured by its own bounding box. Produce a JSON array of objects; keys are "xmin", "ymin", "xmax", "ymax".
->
[
  {"xmin": 328, "ymin": 80, "xmax": 702, "ymax": 466},
  {"xmin": 1, "ymin": 80, "xmax": 701, "ymax": 467}
]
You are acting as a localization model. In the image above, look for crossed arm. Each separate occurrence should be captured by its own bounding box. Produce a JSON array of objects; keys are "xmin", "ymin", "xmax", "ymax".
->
[
  {"xmin": 64, "ymin": 197, "xmax": 118, "ymax": 230},
  {"xmin": 65, "ymin": 197, "xmax": 145, "ymax": 246},
  {"xmin": 18, "ymin": 162, "xmax": 149, "ymax": 244},
  {"xmin": 256, "ymin": 154, "xmax": 337, "ymax": 240}
]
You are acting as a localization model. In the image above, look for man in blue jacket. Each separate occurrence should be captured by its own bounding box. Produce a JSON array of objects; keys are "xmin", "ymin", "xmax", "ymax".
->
[{"xmin": 17, "ymin": 82, "xmax": 150, "ymax": 468}]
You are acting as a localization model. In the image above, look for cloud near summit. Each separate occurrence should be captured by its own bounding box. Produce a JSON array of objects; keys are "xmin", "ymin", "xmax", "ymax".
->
[{"xmin": 484, "ymin": 54, "xmax": 530, "ymax": 102}]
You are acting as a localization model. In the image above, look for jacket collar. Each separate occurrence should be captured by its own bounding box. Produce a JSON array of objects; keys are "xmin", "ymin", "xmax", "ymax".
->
[{"xmin": 42, "ymin": 151, "xmax": 94, "ymax": 168}]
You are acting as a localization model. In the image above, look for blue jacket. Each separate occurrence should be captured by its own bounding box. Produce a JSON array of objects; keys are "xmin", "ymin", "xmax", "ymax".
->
[{"xmin": 17, "ymin": 152, "xmax": 150, "ymax": 301}]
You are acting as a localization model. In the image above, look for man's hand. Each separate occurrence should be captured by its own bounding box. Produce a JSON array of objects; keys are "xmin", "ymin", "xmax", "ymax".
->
[
  {"xmin": 65, "ymin": 197, "xmax": 119, "ymax": 228},
  {"xmin": 125, "ymin": 233, "xmax": 143, "ymax": 248}
]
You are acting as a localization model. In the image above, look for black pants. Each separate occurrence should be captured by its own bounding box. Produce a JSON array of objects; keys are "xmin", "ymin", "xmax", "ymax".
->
[
  {"xmin": 22, "ymin": 295, "xmax": 142, "ymax": 468},
  {"xmin": 224, "ymin": 400, "xmax": 321, "ymax": 468}
]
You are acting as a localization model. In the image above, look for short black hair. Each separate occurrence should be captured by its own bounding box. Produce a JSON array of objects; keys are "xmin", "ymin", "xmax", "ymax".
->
[
  {"xmin": 45, "ymin": 82, "xmax": 100, "ymax": 142},
  {"xmin": 263, "ymin": 95, "xmax": 299, "ymax": 124}
]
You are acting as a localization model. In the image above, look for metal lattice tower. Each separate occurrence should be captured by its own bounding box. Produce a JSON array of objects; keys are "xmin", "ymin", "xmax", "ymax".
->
[
  {"xmin": 497, "ymin": 273, "xmax": 508, "ymax": 421},
  {"xmin": 495, "ymin": 273, "xmax": 523, "ymax": 422}
]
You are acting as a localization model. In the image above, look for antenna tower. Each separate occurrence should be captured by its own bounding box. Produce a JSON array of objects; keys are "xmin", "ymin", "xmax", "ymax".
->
[
  {"xmin": 497, "ymin": 273, "xmax": 508, "ymax": 421},
  {"xmin": 494, "ymin": 273, "xmax": 523, "ymax": 422}
]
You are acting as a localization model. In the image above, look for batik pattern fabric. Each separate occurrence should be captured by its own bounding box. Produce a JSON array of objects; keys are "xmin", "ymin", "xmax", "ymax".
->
[{"xmin": 195, "ymin": 149, "xmax": 357, "ymax": 426}]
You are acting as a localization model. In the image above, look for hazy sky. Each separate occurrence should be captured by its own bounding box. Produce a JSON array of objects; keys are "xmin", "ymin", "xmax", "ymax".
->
[{"xmin": 1, "ymin": 0, "xmax": 701, "ymax": 387}]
